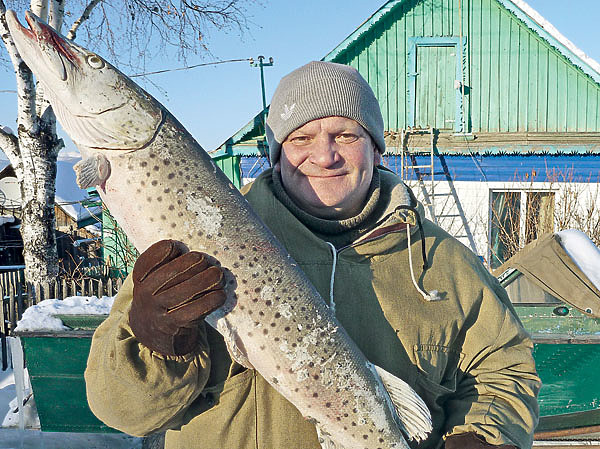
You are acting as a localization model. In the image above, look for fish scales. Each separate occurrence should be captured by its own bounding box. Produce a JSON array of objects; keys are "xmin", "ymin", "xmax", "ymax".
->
[{"xmin": 6, "ymin": 10, "xmax": 431, "ymax": 449}]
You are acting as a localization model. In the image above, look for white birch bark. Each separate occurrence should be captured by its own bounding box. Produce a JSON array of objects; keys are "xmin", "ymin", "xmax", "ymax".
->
[{"xmin": 0, "ymin": 0, "xmax": 64, "ymax": 283}]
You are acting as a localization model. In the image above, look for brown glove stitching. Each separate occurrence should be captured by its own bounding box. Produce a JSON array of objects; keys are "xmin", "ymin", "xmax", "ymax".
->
[{"xmin": 153, "ymin": 254, "xmax": 208, "ymax": 295}]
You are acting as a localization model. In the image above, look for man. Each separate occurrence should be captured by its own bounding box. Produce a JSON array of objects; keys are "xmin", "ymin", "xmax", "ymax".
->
[{"xmin": 85, "ymin": 61, "xmax": 540, "ymax": 449}]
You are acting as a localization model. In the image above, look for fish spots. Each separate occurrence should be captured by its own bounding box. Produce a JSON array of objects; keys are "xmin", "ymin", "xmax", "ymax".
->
[
  {"xmin": 153, "ymin": 165, "xmax": 160, "ymax": 171},
  {"xmin": 164, "ymin": 188, "xmax": 171, "ymax": 194},
  {"xmin": 168, "ymin": 173, "xmax": 175, "ymax": 179},
  {"xmin": 140, "ymin": 161, "xmax": 148, "ymax": 167},
  {"xmin": 152, "ymin": 180, "xmax": 158, "ymax": 186},
  {"xmin": 163, "ymin": 159, "xmax": 170, "ymax": 166}
]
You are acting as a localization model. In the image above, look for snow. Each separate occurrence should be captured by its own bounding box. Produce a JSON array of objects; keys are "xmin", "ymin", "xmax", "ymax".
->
[
  {"xmin": 557, "ymin": 229, "xmax": 600, "ymax": 292},
  {"xmin": 1, "ymin": 341, "xmax": 142, "ymax": 448},
  {"xmin": 0, "ymin": 216, "xmax": 15, "ymax": 226},
  {"xmin": 510, "ymin": 0, "xmax": 600, "ymax": 79},
  {"xmin": 1, "ymin": 295, "xmax": 142, "ymax": 448},
  {"xmin": 0, "ymin": 153, "xmax": 100, "ymax": 224},
  {"xmin": 14, "ymin": 296, "xmax": 114, "ymax": 332},
  {"xmin": 55, "ymin": 155, "xmax": 101, "ymax": 223}
]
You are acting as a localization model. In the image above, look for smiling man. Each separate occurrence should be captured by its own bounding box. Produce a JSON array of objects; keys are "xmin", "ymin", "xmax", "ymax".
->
[{"xmin": 85, "ymin": 61, "xmax": 540, "ymax": 449}]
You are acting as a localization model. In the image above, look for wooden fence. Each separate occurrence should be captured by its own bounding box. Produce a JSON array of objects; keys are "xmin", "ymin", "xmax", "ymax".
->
[{"xmin": 1, "ymin": 269, "xmax": 125, "ymax": 370}]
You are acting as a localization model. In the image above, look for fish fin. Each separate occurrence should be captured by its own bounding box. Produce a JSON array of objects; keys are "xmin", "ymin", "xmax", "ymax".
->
[
  {"xmin": 374, "ymin": 364, "xmax": 432, "ymax": 442},
  {"xmin": 205, "ymin": 315, "xmax": 254, "ymax": 370},
  {"xmin": 222, "ymin": 333, "xmax": 253, "ymax": 370},
  {"xmin": 73, "ymin": 154, "xmax": 111, "ymax": 189},
  {"xmin": 315, "ymin": 424, "xmax": 344, "ymax": 449}
]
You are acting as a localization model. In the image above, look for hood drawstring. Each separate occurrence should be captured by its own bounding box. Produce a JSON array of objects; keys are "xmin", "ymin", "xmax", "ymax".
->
[
  {"xmin": 396, "ymin": 205, "xmax": 442, "ymax": 302},
  {"xmin": 325, "ymin": 242, "xmax": 338, "ymax": 315}
]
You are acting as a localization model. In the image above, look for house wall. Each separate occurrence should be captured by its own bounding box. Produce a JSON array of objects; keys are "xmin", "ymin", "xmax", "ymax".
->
[
  {"xmin": 328, "ymin": 0, "xmax": 600, "ymax": 133},
  {"xmin": 406, "ymin": 178, "xmax": 600, "ymax": 265}
]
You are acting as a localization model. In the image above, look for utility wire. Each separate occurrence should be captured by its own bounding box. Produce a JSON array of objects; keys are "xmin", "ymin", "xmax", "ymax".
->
[{"xmin": 131, "ymin": 58, "xmax": 252, "ymax": 78}]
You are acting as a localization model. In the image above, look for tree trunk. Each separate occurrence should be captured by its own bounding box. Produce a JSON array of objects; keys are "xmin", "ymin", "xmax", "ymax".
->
[{"xmin": 17, "ymin": 125, "xmax": 62, "ymax": 284}]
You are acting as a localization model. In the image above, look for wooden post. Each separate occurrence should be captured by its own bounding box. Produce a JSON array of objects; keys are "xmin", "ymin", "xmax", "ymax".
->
[
  {"xmin": 43, "ymin": 283, "xmax": 50, "ymax": 303},
  {"xmin": 62, "ymin": 279, "xmax": 68, "ymax": 300},
  {"xmin": 107, "ymin": 278, "xmax": 114, "ymax": 297},
  {"xmin": 97, "ymin": 279, "xmax": 103, "ymax": 298},
  {"xmin": 8, "ymin": 288, "xmax": 15, "ymax": 333},
  {"xmin": 16, "ymin": 279, "xmax": 23, "ymax": 321}
]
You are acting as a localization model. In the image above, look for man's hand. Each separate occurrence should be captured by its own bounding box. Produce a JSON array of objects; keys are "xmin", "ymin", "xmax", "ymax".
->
[
  {"xmin": 129, "ymin": 239, "xmax": 226, "ymax": 356},
  {"xmin": 445, "ymin": 433, "xmax": 517, "ymax": 449}
]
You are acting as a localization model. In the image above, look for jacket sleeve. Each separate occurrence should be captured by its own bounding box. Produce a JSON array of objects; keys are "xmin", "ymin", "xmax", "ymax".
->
[
  {"xmin": 84, "ymin": 275, "xmax": 212, "ymax": 436},
  {"xmin": 444, "ymin": 270, "xmax": 541, "ymax": 449}
]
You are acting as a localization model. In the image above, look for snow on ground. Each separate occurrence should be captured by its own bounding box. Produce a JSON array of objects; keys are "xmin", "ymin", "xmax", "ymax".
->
[
  {"xmin": 1, "ymin": 296, "xmax": 142, "ymax": 448},
  {"xmin": 1, "ymin": 360, "xmax": 141, "ymax": 449}
]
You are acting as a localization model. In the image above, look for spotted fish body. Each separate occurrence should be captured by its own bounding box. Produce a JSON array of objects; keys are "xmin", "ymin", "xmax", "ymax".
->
[{"xmin": 7, "ymin": 11, "xmax": 432, "ymax": 449}]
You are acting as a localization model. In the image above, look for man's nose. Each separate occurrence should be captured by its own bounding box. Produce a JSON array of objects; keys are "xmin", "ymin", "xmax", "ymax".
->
[{"xmin": 309, "ymin": 136, "xmax": 339, "ymax": 166}]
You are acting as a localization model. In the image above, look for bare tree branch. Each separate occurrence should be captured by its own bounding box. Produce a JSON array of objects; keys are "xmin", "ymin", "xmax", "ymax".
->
[
  {"xmin": 0, "ymin": 126, "xmax": 20, "ymax": 165},
  {"xmin": 67, "ymin": 0, "xmax": 101, "ymax": 40},
  {"xmin": 0, "ymin": 2, "xmax": 37, "ymax": 133}
]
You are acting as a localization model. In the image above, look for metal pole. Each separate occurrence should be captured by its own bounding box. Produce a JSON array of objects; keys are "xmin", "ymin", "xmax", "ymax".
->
[{"xmin": 250, "ymin": 56, "xmax": 274, "ymax": 161}]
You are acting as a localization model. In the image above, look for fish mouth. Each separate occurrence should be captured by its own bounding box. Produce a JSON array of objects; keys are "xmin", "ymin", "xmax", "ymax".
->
[{"xmin": 6, "ymin": 10, "xmax": 79, "ymax": 82}]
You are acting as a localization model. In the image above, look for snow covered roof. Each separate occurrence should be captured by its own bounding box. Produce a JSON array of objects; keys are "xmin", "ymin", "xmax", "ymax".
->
[
  {"xmin": 501, "ymin": 0, "xmax": 600, "ymax": 84},
  {"xmin": 324, "ymin": 0, "xmax": 600, "ymax": 84},
  {"xmin": 0, "ymin": 152, "xmax": 99, "ymax": 224},
  {"xmin": 55, "ymin": 154, "xmax": 100, "ymax": 223}
]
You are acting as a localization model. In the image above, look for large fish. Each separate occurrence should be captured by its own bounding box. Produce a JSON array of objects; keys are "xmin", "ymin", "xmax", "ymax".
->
[{"xmin": 6, "ymin": 11, "xmax": 432, "ymax": 449}]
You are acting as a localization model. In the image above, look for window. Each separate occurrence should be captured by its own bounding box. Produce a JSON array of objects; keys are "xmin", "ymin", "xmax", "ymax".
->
[{"xmin": 489, "ymin": 190, "xmax": 555, "ymax": 269}]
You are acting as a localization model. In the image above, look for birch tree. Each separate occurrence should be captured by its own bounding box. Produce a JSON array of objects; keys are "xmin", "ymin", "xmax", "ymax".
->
[{"xmin": 0, "ymin": 0, "xmax": 252, "ymax": 283}]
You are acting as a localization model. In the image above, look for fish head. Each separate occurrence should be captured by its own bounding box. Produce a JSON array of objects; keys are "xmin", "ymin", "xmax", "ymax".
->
[{"xmin": 5, "ymin": 10, "xmax": 162, "ymax": 152}]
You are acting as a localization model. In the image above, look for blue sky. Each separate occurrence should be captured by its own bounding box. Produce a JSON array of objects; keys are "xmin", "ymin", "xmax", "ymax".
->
[{"xmin": 0, "ymin": 0, "xmax": 599, "ymax": 155}]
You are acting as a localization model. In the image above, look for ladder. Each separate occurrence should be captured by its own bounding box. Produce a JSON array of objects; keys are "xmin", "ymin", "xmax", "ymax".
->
[
  {"xmin": 399, "ymin": 127, "xmax": 479, "ymax": 254},
  {"xmin": 400, "ymin": 126, "xmax": 436, "ymax": 223}
]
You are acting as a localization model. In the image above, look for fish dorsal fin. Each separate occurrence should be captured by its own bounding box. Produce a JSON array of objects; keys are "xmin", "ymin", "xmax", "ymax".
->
[{"xmin": 374, "ymin": 364, "xmax": 433, "ymax": 442}]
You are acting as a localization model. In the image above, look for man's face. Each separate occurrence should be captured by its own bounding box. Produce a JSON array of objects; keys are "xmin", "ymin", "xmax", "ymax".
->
[{"xmin": 279, "ymin": 116, "xmax": 381, "ymax": 220}]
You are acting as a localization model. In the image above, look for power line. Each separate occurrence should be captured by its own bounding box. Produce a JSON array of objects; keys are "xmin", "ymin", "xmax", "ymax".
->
[{"xmin": 131, "ymin": 58, "xmax": 252, "ymax": 77}]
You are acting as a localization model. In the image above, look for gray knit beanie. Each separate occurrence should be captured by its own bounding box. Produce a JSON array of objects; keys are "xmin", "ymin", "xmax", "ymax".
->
[{"xmin": 266, "ymin": 61, "xmax": 385, "ymax": 163}]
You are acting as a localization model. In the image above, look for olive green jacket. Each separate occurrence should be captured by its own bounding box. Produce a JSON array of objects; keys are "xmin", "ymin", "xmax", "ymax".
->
[{"xmin": 85, "ymin": 168, "xmax": 540, "ymax": 449}]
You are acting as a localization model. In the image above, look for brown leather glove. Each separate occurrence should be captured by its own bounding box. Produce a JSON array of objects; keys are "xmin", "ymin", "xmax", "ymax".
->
[
  {"xmin": 129, "ymin": 239, "xmax": 226, "ymax": 356},
  {"xmin": 445, "ymin": 432, "xmax": 518, "ymax": 449}
]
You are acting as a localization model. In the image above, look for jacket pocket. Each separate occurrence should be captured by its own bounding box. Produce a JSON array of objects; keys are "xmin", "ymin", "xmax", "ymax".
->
[
  {"xmin": 413, "ymin": 344, "xmax": 463, "ymax": 399},
  {"xmin": 172, "ymin": 368, "xmax": 258, "ymax": 449}
]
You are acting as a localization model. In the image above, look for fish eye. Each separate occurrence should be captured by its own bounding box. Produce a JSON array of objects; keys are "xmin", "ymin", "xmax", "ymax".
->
[{"xmin": 86, "ymin": 55, "xmax": 105, "ymax": 69}]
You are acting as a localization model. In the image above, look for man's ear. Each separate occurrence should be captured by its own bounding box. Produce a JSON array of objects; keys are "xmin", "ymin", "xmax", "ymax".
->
[{"xmin": 373, "ymin": 149, "xmax": 382, "ymax": 166}]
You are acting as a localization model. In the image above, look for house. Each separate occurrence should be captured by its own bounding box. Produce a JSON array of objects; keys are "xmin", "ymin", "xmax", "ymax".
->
[
  {"xmin": 210, "ymin": 0, "xmax": 600, "ymax": 269},
  {"xmin": 0, "ymin": 157, "xmax": 102, "ymax": 274}
]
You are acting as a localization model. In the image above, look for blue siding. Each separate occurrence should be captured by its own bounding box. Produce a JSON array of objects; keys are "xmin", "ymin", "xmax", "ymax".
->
[{"xmin": 240, "ymin": 155, "xmax": 600, "ymax": 183}]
